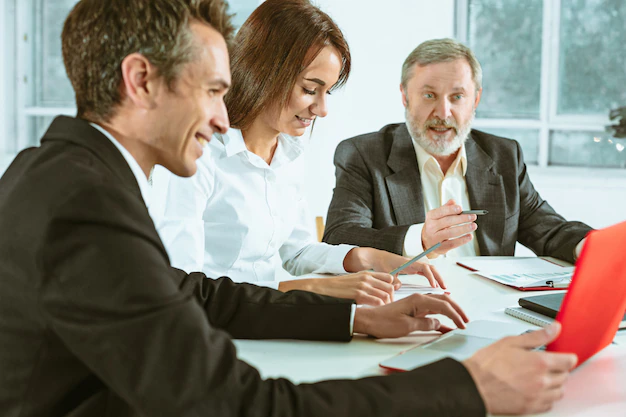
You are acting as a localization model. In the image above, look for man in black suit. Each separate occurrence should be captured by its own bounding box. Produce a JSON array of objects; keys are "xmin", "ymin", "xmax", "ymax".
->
[
  {"xmin": 0, "ymin": 2, "xmax": 576, "ymax": 416},
  {"xmin": 323, "ymin": 38, "xmax": 591, "ymax": 262}
]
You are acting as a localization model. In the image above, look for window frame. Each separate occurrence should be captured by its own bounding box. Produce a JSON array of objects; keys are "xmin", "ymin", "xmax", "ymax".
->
[
  {"xmin": 14, "ymin": 0, "xmax": 76, "ymax": 156},
  {"xmin": 10, "ymin": 0, "xmax": 265, "ymax": 159},
  {"xmin": 455, "ymin": 0, "xmax": 619, "ymax": 171},
  {"xmin": 1, "ymin": 0, "xmax": 17, "ymax": 162}
]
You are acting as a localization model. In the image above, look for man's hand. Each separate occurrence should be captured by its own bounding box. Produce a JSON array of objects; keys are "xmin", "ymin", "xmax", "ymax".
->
[
  {"xmin": 422, "ymin": 199, "xmax": 477, "ymax": 258},
  {"xmin": 278, "ymin": 272, "xmax": 396, "ymax": 306},
  {"xmin": 463, "ymin": 323, "xmax": 577, "ymax": 415},
  {"xmin": 353, "ymin": 293, "xmax": 468, "ymax": 338},
  {"xmin": 343, "ymin": 247, "xmax": 446, "ymax": 289}
]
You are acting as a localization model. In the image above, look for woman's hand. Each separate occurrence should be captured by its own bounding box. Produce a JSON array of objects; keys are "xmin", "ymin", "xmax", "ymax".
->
[
  {"xmin": 278, "ymin": 271, "xmax": 396, "ymax": 306},
  {"xmin": 343, "ymin": 247, "xmax": 446, "ymax": 289}
]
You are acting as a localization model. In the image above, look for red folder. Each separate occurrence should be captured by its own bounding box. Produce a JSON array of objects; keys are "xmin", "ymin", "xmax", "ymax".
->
[{"xmin": 547, "ymin": 221, "xmax": 626, "ymax": 366}]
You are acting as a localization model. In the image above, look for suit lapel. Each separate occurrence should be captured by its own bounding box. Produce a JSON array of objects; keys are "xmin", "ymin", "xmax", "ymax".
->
[
  {"xmin": 385, "ymin": 124, "xmax": 425, "ymax": 226},
  {"xmin": 41, "ymin": 116, "xmax": 144, "ymax": 202},
  {"xmin": 40, "ymin": 116, "xmax": 168, "ymax": 259},
  {"xmin": 465, "ymin": 136, "xmax": 506, "ymax": 255}
]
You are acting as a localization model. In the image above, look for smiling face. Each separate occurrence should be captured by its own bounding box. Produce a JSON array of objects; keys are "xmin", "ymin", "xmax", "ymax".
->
[
  {"xmin": 150, "ymin": 22, "xmax": 231, "ymax": 176},
  {"xmin": 402, "ymin": 59, "xmax": 481, "ymax": 156},
  {"xmin": 261, "ymin": 46, "xmax": 342, "ymax": 137}
]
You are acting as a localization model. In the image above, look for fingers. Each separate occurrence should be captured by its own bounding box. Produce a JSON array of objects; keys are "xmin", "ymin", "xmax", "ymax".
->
[
  {"xmin": 348, "ymin": 273, "xmax": 395, "ymax": 305},
  {"xmin": 511, "ymin": 322, "xmax": 562, "ymax": 349},
  {"xmin": 544, "ymin": 368, "xmax": 570, "ymax": 389},
  {"xmin": 436, "ymin": 213, "xmax": 478, "ymax": 231},
  {"xmin": 363, "ymin": 277, "xmax": 395, "ymax": 301},
  {"xmin": 408, "ymin": 294, "xmax": 468, "ymax": 329},
  {"xmin": 418, "ymin": 265, "xmax": 446, "ymax": 289},
  {"xmin": 354, "ymin": 293, "xmax": 385, "ymax": 307},
  {"xmin": 438, "ymin": 324, "xmax": 454, "ymax": 334},
  {"xmin": 401, "ymin": 263, "xmax": 446, "ymax": 289},
  {"xmin": 427, "ymin": 201, "xmax": 461, "ymax": 221},
  {"xmin": 428, "ymin": 294, "xmax": 469, "ymax": 323},
  {"xmin": 534, "ymin": 351, "xmax": 578, "ymax": 374},
  {"xmin": 525, "ymin": 385, "xmax": 567, "ymax": 414},
  {"xmin": 433, "ymin": 234, "xmax": 473, "ymax": 256},
  {"xmin": 436, "ymin": 222, "xmax": 477, "ymax": 242},
  {"xmin": 391, "ymin": 274, "xmax": 402, "ymax": 289},
  {"xmin": 431, "ymin": 265, "xmax": 446, "ymax": 289},
  {"xmin": 367, "ymin": 271, "xmax": 394, "ymax": 284},
  {"xmin": 411, "ymin": 317, "xmax": 441, "ymax": 332}
]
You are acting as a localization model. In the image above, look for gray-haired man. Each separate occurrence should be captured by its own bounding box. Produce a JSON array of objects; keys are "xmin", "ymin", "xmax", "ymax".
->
[{"xmin": 324, "ymin": 38, "xmax": 591, "ymax": 262}]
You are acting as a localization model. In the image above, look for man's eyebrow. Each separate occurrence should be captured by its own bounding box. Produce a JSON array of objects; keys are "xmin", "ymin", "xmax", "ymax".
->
[
  {"xmin": 304, "ymin": 77, "xmax": 326, "ymax": 86},
  {"xmin": 208, "ymin": 79, "xmax": 230, "ymax": 89},
  {"xmin": 420, "ymin": 85, "xmax": 467, "ymax": 93}
]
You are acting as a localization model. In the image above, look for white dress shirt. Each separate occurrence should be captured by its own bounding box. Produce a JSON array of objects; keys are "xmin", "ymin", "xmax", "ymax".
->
[
  {"xmin": 150, "ymin": 128, "xmax": 355, "ymax": 289},
  {"xmin": 92, "ymin": 123, "xmax": 357, "ymax": 334},
  {"xmin": 90, "ymin": 123, "xmax": 151, "ymax": 207},
  {"xmin": 403, "ymin": 140, "xmax": 480, "ymax": 257}
]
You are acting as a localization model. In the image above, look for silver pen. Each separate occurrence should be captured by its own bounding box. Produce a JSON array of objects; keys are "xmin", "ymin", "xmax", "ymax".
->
[
  {"xmin": 389, "ymin": 242, "xmax": 442, "ymax": 275},
  {"xmin": 461, "ymin": 210, "xmax": 489, "ymax": 215}
]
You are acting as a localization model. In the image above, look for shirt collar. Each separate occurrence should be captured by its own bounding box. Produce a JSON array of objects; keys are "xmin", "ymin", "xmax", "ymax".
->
[
  {"xmin": 411, "ymin": 136, "xmax": 468, "ymax": 177},
  {"xmin": 89, "ymin": 123, "xmax": 152, "ymax": 207},
  {"xmin": 214, "ymin": 127, "xmax": 306, "ymax": 167}
]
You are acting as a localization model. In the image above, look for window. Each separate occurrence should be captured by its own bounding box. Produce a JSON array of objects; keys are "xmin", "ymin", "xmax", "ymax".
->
[
  {"xmin": 7, "ymin": 0, "xmax": 261, "ymax": 160},
  {"xmin": 456, "ymin": 0, "xmax": 626, "ymax": 168}
]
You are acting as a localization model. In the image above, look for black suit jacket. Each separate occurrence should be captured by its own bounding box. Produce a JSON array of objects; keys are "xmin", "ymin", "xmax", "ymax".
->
[
  {"xmin": 0, "ymin": 117, "xmax": 485, "ymax": 417},
  {"xmin": 323, "ymin": 123, "xmax": 592, "ymax": 262}
]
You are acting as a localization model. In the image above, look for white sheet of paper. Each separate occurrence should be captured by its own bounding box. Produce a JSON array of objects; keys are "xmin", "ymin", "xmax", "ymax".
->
[
  {"xmin": 394, "ymin": 276, "xmax": 445, "ymax": 300},
  {"xmin": 460, "ymin": 257, "xmax": 569, "ymax": 274}
]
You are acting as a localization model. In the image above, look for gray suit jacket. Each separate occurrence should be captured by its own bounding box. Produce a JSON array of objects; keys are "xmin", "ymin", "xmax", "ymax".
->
[{"xmin": 323, "ymin": 123, "xmax": 591, "ymax": 263}]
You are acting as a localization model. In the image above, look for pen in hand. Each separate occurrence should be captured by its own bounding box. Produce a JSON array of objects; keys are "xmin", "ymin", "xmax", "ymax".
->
[
  {"xmin": 461, "ymin": 210, "xmax": 488, "ymax": 215},
  {"xmin": 389, "ymin": 242, "xmax": 443, "ymax": 276}
]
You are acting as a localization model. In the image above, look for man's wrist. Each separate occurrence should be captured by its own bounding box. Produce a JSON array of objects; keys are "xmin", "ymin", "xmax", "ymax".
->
[
  {"xmin": 353, "ymin": 306, "xmax": 372, "ymax": 335},
  {"xmin": 278, "ymin": 279, "xmax": 312, "ymax": 293}
]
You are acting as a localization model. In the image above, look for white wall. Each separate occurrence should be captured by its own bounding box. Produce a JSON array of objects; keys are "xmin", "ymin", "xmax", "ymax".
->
[
  {"xmin": 302, "ymin": 0, "xmax": 456, "ymax": 220},
  {"xmin": 300, "ymin": 0, "xmax": 626, "ymax": 241}
]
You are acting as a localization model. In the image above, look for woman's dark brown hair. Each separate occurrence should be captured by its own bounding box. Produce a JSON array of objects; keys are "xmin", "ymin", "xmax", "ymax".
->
[{"xmin": 225, "ymin": 0, "xmax": 351, "ymax": 130}]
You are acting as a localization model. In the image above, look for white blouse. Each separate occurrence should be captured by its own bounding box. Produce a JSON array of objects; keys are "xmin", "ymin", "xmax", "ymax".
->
[{"xmin": 150, "ymin": 128, "xmax": 355, "ymax": 289}]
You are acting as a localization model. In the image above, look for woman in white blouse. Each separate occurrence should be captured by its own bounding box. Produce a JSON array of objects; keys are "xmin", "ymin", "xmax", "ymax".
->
[{"xmin": 151, "ymin": 0, "xmax": 444, "ymax": 306}]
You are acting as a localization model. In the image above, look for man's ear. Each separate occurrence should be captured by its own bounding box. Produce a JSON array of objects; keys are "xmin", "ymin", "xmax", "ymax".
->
[
  {"xmin": 474, "ymin": 88, "xmax": 482, "ymax": 109},
  {"xmin": 400, "ymin": 84, "xmax": 408, "ymax": 108},
  {"xmin": 119, "ymin": 53, "xmax": 161, "ymax": 110}
]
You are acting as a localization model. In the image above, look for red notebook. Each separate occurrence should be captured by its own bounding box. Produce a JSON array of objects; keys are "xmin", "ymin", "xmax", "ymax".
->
[{"xmin": 547, "ymin": 221, "xmax": 626, "ymax": 366}]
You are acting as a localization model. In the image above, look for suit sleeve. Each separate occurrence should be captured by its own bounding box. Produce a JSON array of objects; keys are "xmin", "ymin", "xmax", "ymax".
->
[
  {"xmin": 40, "ymin": 185, "xmax": 485, "ymax": 417},
  {"xmin": 514, "ymin": 142, "xmax": 592, "ymax": 262},
  {"xmin": 323, "ymin": 139, "xmax": 410, "ymax": 254}
]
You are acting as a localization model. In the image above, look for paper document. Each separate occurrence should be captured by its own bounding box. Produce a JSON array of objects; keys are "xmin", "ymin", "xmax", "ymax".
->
[
  {"xmin": 395, "ymin": 276, "xmax": 445, "ymax": 300},
  {"xmin": 457, "ymin": 257, "xmax": 574, "ymax": 289}
]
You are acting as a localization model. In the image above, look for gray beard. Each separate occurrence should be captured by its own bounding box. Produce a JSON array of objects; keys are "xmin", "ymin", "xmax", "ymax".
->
[{"xmin": 405, "ymin": 109, "xmax": 474, "ymax": 157}]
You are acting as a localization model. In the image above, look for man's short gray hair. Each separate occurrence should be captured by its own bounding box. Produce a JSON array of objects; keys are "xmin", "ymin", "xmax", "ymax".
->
[{"xmin": 401, "ymin": 38, "xmax": 482, "ymax": 93}]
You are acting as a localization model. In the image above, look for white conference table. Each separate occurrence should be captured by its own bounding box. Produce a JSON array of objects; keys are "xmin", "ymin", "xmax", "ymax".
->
[{"xmin": 234, "ymin": 257, "xmax": 626, "ymax": 417}]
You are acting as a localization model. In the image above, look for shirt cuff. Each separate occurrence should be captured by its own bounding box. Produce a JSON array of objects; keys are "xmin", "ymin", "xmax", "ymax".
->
[
  {"xmin": 574, "ymin": 238, "xmax": 586, "ymax": 260},
  {"xmin": 327, "ymin": 244, "xmax": 357, "ymax": 274},
  {"xmin": 349, "ymin": 303, "xmax": 357, "ymax": 335},
  {"xmin": 244, "ymin": 280, "xmax": 281, "ymax": 290},
  {"xmin": 403, "ymin": 223, "xmax": 426, "ymax": 257}
]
